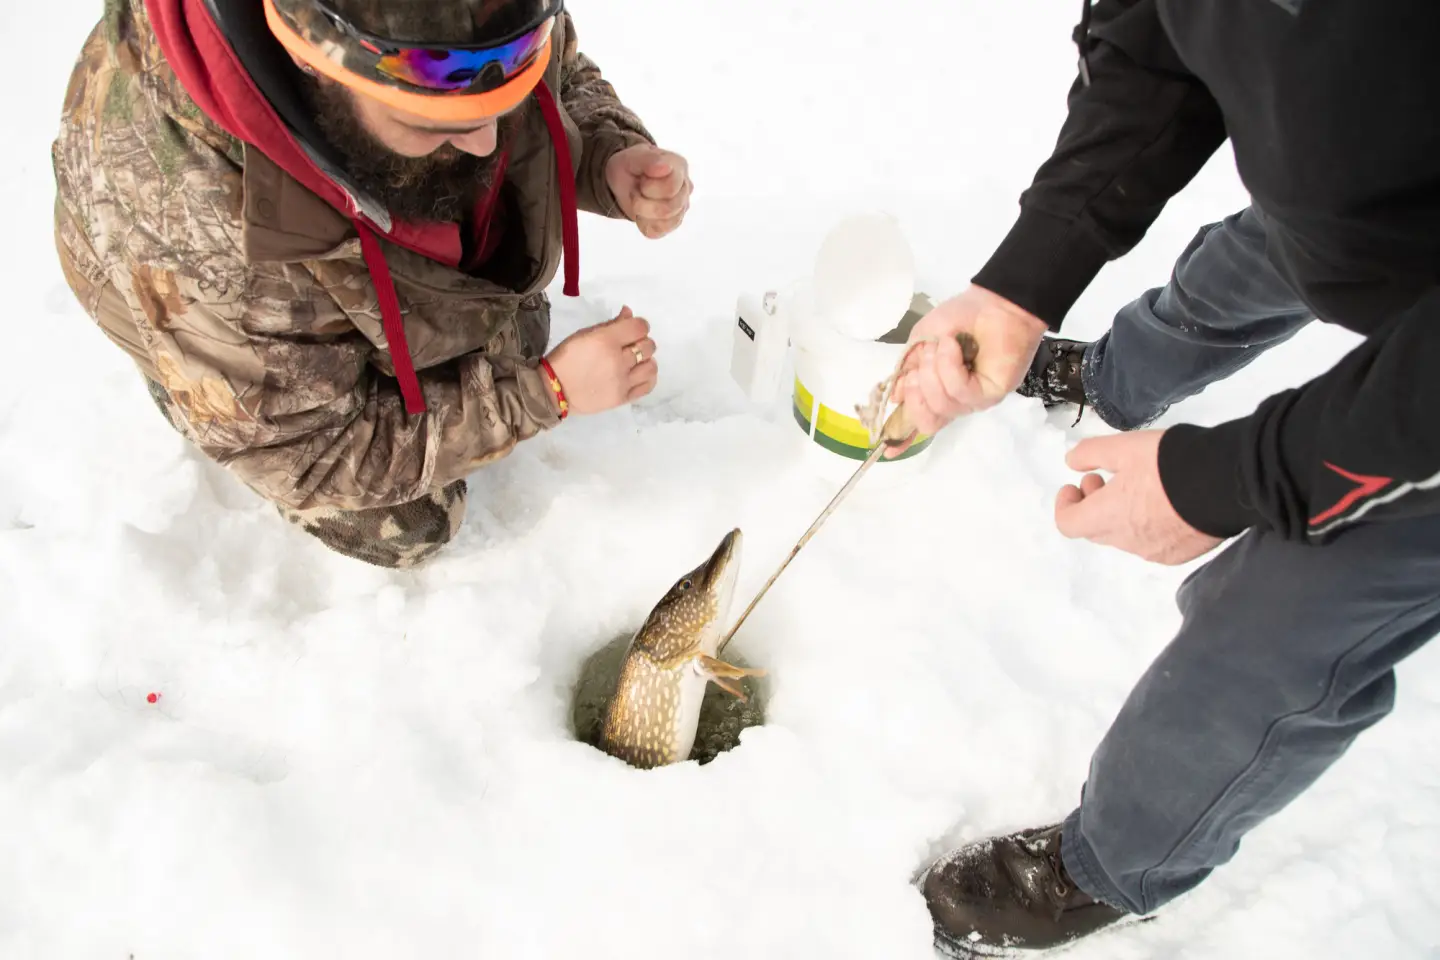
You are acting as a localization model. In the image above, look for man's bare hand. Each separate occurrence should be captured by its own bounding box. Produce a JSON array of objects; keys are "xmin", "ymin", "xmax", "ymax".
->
[
  {"xmin": 545, "ymin": 306, "xmax": 658, "ymax": 414},
  {"xmin": 885, "ymin": 285, "xmax": 1048, "ymax": 456},
  {"xmin": 604, "ymin": 145, "xmax": 692, "ymax": 239},
  {"xmin": 1054, "ymin": 431, "xmax": 1225, "ymax": 565}
]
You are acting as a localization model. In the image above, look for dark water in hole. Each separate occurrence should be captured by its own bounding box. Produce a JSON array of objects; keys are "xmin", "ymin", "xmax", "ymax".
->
[{"xmin": 571, "ymin": 632, "xmax": 769, "ymax": 766}]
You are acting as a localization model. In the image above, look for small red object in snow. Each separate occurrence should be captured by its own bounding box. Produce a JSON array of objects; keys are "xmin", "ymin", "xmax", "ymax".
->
[{"xmin": 147, "ymin": 693, "xmax": 160, "ymax": 704}]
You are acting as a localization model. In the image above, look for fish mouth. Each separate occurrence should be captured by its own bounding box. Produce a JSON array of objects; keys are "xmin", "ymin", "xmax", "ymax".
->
[
  {"xmin": 701, "ymin": 528, "xmax": 743, "ymax": 611},
  {"xmin": 701, "ymin": 528, "xmax": 741, "ymax": 587}
]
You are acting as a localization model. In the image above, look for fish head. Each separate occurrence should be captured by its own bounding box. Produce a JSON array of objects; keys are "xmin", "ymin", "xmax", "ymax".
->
[{"xmin": 631, "ymin": 528, "xmax": 743, "ymax": 662}]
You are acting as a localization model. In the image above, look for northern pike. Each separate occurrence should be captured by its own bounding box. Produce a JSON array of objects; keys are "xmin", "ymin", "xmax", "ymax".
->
[{"xmin": 599, "ymin": 529, "xmax": 764, "ymax": 769}]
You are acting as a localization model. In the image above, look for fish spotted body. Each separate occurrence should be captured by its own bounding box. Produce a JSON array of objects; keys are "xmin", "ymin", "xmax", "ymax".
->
[{"xmin": 599, "ymin": 529, "xmax": 763, "ymax": 768}]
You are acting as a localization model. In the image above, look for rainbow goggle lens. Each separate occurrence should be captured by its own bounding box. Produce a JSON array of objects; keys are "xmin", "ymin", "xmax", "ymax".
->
[
  {"xmin": 264, "ymin": 0, "xmax": 562, "ymax": 121},
  {"xmin": 310, "ymin": 0, "xmax": 562, "ymax": 92}
]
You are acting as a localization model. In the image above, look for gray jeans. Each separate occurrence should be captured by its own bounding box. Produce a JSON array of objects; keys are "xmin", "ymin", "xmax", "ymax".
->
[
  {"xmin": 1081, "ymin": 205, "xmax": 1314, "ymax": 431},
  {"xmin": 1059, "ymin": 206, "xmax": 1440, "ymax": 914}
]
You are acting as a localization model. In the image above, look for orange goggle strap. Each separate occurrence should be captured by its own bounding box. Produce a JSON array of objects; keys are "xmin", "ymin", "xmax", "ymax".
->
[{"xmin": 262, "ymin": 0, "xmax": 552, "ymax": 123}]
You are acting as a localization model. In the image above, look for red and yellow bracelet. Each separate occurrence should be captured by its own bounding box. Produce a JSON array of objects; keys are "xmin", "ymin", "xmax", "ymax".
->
[{"xmin": 539, "ymin": 357, "xmax": 569, "ymax": 420}]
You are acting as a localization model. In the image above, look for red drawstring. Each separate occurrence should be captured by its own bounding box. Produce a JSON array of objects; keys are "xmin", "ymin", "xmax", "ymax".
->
[
  {"xmin": 352, "ymin": 80, "xmax": 582, "ymax": 418},
  {"xmin": 355, "ymin": 221, "xmax": 427, "ymax": 415},
  {"xmin": 534, "ymin": 80, "xmax": 580, "ymax": 297}
]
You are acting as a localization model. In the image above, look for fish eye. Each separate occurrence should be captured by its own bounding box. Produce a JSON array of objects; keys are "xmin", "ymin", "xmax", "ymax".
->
[{"xmin": 679, "ymin": 579, "xmax": 693, "ymax": 591}]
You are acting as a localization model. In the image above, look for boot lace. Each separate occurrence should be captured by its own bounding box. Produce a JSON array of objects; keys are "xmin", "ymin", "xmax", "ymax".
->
[{"xmin": 1020, "ymin": 831, "xmax": 1074, "ymax": 912}]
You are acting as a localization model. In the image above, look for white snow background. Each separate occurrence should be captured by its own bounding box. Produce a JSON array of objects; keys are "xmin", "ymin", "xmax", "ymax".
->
[{"xmin": 3, "ymin": 0, "xmax": 1439, "ymax": 957}]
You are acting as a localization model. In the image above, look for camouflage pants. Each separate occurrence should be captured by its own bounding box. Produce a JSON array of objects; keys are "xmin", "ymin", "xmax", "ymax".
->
[{"xmin": 144, "ymin": 378, "xmax": 465, "ymax": 569}]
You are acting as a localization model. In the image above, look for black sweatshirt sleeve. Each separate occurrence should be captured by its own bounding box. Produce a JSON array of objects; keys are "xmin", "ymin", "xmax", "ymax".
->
[
  {"xmin": 1159, "ymin": 288, "xmax": 1440, "ymax": 542},
  {"xmin": 973, "ymin": 0, "xmax": 1228, "ymax": 329}
]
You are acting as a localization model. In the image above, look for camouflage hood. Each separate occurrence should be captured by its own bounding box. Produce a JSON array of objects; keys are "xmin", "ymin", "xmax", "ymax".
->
[{"xmin": 52, "ymin": 0, "xmax": 654, "ymax": 512}]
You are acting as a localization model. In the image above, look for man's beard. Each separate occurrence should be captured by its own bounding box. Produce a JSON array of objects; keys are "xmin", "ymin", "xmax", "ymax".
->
[{"xmin": 299, "ymin": 76, "xmax": 518, "ymax": 224}]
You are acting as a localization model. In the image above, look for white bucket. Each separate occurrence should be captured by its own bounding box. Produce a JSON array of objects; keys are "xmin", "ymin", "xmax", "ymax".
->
[
  {"xmin": 788, "ymin": 286, "xmax": 938, "ymax": 485},
  {"xmin": 787, "ymin": 214, "xmax": 936, "ymax": 476},
  {"xmin": 729, "ymin": 212, "xmax": 941, "ymax": 485}
]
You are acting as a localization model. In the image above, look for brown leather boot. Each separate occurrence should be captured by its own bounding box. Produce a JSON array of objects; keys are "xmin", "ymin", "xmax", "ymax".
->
[{"xmin": 921, "ymin": 824, "xmax": 1136, "ymax": 956}]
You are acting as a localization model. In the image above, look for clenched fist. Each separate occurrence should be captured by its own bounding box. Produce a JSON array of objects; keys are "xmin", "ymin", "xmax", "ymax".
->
[
  {"xmin": 545, "ymin": 306, "xmax": 658, "ymax": 415},
  {"xmin": 605, "ymin": 144, "xmax": 692, "ymax": 239}
]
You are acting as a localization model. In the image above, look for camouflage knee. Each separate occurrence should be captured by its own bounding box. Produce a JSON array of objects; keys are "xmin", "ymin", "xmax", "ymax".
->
[
  {"xmin": 147, "ymin": 375, "xmax": 465, "ymax": 568},
  {"xmin": 277, "ymin": 481, "xmax": 469, "ymax": 570}
]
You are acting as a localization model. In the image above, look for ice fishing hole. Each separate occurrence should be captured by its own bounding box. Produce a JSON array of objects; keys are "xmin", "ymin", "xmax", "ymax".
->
[{"xmin": 570, "ymin": 631, "xmax": 769, "ymax": 767}]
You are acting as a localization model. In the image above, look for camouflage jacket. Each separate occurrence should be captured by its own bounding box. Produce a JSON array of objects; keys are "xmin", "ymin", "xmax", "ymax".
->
[{"xmin": 52, "ymin": 0, "xmax": 654, "ymax": 511}]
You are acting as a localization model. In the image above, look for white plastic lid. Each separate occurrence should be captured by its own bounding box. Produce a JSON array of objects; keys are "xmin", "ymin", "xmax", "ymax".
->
[{"xmin": 811, "ymin": 212, "xmax": 916, "ymax": 341}]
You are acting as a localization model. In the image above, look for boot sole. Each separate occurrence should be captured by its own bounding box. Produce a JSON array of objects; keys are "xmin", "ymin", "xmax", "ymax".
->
[{"xmin": 931, "ymin": 912, "xmax": 1155, "ymax": 958}]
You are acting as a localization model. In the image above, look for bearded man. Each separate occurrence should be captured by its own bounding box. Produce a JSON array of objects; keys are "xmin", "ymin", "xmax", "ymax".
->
[{"xmin": 53, "ymin": 0, "xmax": 691, "ymax": 568}]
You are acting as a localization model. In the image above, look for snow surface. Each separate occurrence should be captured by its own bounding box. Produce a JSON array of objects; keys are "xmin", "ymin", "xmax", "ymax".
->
[{"xmin": 4, "ymin": 0, "xmax": 1440, "ymax": 957}]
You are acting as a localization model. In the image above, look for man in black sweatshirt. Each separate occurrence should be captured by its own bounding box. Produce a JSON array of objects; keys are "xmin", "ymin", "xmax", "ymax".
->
[{"xmin": 901, "ymin": 0, "xmax": 1440, "ymax": 954}]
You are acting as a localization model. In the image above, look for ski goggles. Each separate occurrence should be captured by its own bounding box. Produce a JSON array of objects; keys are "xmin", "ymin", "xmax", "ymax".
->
[{"xmin": 263, "ymin": 0, "xmax": 562, "ymax": 122}]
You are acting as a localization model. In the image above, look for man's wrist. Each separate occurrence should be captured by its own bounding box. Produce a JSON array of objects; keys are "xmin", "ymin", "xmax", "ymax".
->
[
  {"xmin": 538, "ymin": 356, "xmax": 570, "ymax": 420},
  {"xmin": 1000, "ymin": 292, "xmax": 1051, "ymax": 340},
  {"xmin": 591, "ymin": 134, "xmax": 653, "ymax": 219}
]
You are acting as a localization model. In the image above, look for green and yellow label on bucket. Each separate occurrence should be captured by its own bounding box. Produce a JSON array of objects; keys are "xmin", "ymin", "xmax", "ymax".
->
[{"xmin": 792, "ymin": 377, "xmax": 932, "ymax": 462}]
